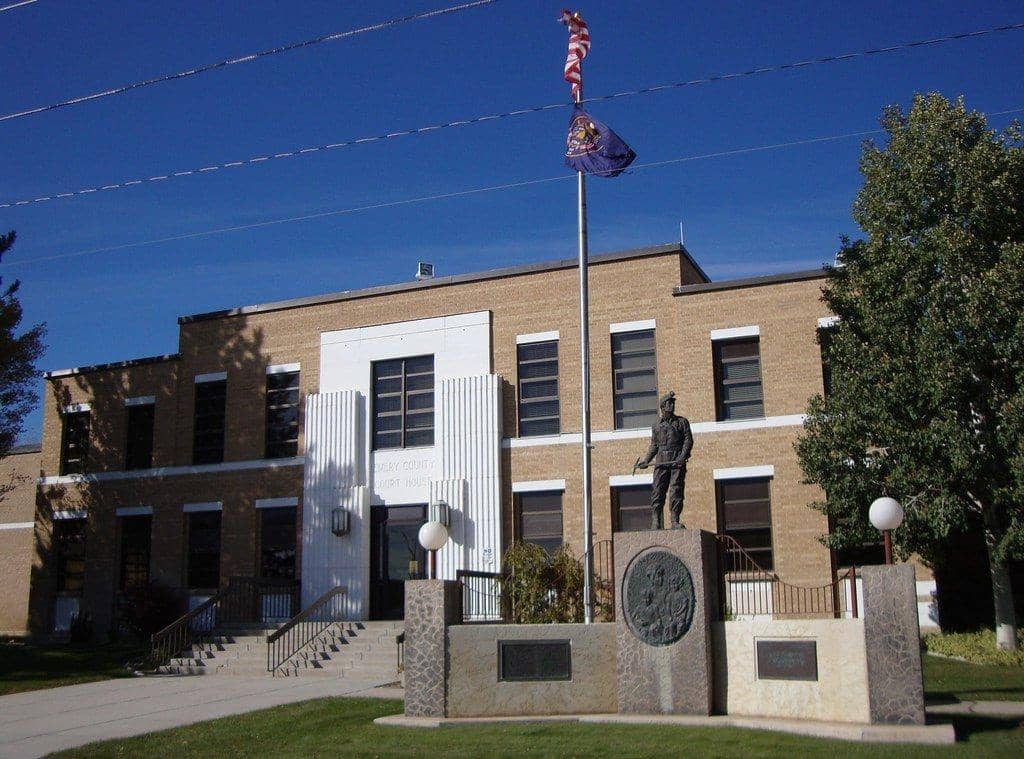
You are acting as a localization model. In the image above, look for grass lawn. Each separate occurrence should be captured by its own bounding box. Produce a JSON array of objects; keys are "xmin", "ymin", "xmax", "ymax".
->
[
  {"xmin": 924, "ymin": 653, "xmax": 1024, "ymax": 702},
  {"xmin": 51, "ymin": 696, "xmax": 1024, "ymax": 759},
  {"xmin": 0, "ymin": 640, "xmax": 146, "ymax": 696}
]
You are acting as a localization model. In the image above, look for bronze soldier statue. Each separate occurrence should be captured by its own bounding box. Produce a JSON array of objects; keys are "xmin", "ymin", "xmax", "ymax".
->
[{"xmin": 635, "ymin": 392, "xmax": 693, "ymax": 529}]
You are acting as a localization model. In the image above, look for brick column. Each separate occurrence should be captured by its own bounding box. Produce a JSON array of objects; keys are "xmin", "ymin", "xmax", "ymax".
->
[
  {"xmin": 404, "ymin": 579, "xmax": 462, "ymax": 718},
  {"xmin": 862, "ymin": 564, "xmax": 925, "ymax": 725}
]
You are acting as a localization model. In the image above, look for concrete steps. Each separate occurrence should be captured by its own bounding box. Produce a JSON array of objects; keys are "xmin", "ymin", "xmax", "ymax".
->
[{"xmin": 158, "ymin": 621, "xmax": 403, "ymax": 681}]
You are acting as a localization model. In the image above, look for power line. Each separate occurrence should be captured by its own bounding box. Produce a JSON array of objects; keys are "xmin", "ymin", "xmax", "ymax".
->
[
  {"xmin": 12, "ymin": 116, "xmax": 1024, "ymax": 269},
  {"xmin": 0, "ymin": 0, "xmax": 498, "ymax": 124},
  {"xmin": 0, "ymin": 0, "xmax": 39, "ymax": 13},
  {"xmin": 3, "ymin": 20, "xmax": 1023, "ymax": 211}
]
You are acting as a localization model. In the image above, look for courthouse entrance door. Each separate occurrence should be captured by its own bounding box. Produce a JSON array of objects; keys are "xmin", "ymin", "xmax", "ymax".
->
[{"xmin": 369, "ymin": 504, "xmax": 427, "ymax": 619}]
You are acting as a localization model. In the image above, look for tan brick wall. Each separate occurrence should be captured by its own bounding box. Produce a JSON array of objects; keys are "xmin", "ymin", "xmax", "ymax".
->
[{"xmin": 0, "ymin": 449, "xmax": 42, "ymax": 635}]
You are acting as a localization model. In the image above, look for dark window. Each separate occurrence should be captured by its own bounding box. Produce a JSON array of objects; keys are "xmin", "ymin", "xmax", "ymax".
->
[
  {"xmin": 818, "ymin": 326, "xmax": 834, "ymax": 398},
  {"xmin": 373, "ymin": 356, "xmax": 434, "ymax": 450},
  {"xmin": 612, "ymin": 484, "xmax": 653, "ymax": 532},
  {"xmin": 119, "ymin": 515, "xmax": 151, "ymax": 591},
  {"xmin": 186, "ymin": 510, "xmax": 221, "ymax": 589},
  {"xmin": 265, "ymin": 371, "xmax": 300, "ymax": 459},
  {"xmin": 517, "ymin": 341, "xmax": 560, "ymax": 437},
  {"xmin": 717, "ymin": 478, "xmax": 774, "ymax": 570},
  {"xmin": 517, "ymin": 490, "xmax": 563, "ymax": 555},
  {"xmin": 124, "ymin": 404, "xmax": 155, "ymax": 470},
  {"xmin": 60, "ymin": 411, "xmax": 90, "ymax": 475},
  {"xmin": 714, "ymin": 338, "xmax": 764, "ymax": 421},
  {"xmin": 54, "ymin": 518, "xmax": 87, "ymax": 594},
  {"xmin": 612, "ymin": 330, "xmax": 658, "ymax": 429},
  {"xmin": 259, "ymin": 506, "xmax": 297, "ymax": 580},
  {"xmin": 193, "ymin": 379, "xmax": 226, "ymax": 465}
]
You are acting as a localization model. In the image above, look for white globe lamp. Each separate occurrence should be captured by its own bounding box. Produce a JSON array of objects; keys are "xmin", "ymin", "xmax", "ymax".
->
[
  {"xmin": 869, "ymin": 497, "xmax": 904, "ymax": 565},
  {"xmin": 418, "ymin": 521, "xmax": 449, "ymax": 579}
]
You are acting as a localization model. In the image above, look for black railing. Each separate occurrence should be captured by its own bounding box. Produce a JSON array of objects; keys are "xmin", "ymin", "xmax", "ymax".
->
[
  {"xmin": 714, "ymin": 534, "xmax": 859, "ymax": 619},
  {"xmin": 266, "ymin": 585, "xmax": 347, "ymax": 674},
  {"xmin": 151, "ymin": 576, "xmax": 298, "ymax": 665},
  {"xmin": 456, "ymin": 569, "xmax": 503, "ymax": 622},
  {"xmin": 585, "ymin": 539, "xmax": 616, "ymax": 621}
]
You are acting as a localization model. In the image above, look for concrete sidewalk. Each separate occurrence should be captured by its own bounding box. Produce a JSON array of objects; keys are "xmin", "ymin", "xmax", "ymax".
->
[{"xmin": 0, "ymin": 675, "xmax": 401, "ymax": 759}]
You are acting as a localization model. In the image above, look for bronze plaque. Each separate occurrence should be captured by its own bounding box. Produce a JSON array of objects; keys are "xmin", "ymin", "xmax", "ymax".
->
[
  {"xmin": 756, "ymin": 640, "xmax": 818, "ymax": 681},
  {"xmin": 498, "ymin": 640, "xmax": 571, "ymax": 682}
]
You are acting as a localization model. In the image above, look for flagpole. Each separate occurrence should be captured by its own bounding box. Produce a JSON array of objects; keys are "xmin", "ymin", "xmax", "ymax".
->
[{"xmin": 575, "ymin": 80, "xmax": 595, "ymax": 626}]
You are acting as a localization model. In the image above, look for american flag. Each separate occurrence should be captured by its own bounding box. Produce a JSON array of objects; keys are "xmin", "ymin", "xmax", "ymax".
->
[{"xmin": 560, "ymin": 9, "xmax": 590, "ymax": 100}]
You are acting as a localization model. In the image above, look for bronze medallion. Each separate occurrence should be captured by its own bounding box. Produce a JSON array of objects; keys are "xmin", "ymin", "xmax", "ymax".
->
[{"xmin": 623, "ymin": 549, "xmax": 695, "ymax": 646}]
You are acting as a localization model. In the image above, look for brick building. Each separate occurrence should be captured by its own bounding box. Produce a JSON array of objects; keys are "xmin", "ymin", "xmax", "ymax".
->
[{"xmin": 23, "ymin": 242, "xmax": 936, "ymax": 635}]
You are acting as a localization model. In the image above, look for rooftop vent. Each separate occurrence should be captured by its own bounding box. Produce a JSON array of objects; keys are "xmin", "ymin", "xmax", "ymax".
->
[{"xmin": 415, "ymin": 262, "xmax": 435, "ymax": 280}]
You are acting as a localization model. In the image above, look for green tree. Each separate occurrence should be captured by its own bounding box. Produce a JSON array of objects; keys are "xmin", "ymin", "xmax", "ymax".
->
[
  {"xmin": 0, "ymin": 231, "xmax": 46, "ymax": 459},
  {"xmin": 796, "ymin": 94, "xmax": 1024, "ymax": 650}
]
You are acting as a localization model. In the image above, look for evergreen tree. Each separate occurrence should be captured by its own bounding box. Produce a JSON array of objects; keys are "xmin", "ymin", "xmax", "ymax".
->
[
  {"xmin": 0, "ymin": 231, "xmax": 46, "ymax": 459},
  {"xmin": 797, "ymin": 95, "xmax": 1024, "ymax": 650}
]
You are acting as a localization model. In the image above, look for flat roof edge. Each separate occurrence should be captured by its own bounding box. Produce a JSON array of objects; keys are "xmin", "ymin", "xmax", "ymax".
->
[
  {"xmin": 179, "ymin": 243, "xmax": 701, "ymax": 324},
  {"xmin": 673, "ymin": 268, "xmax": 829, "ymax": 296},
  {"xmin": 9, "ymin": 442, "xmax": 41, "ymax": 455},
  {"xmin": 44, "ymin": 353, "xmax": 180, "ymax": 380}
]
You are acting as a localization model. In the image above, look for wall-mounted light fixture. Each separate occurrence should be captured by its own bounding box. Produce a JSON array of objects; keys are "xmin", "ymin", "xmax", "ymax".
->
[
  {"xmin": 331, "ymin": 508, "xmax": 351, "ymax": 536},
  {"xmin": 428, "ymin": 500, "xmax": 450, "ymax": 528}
]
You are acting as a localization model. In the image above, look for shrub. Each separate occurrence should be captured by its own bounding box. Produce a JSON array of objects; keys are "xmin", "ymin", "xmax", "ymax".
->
[
  {"xmin": 68, "ymin": 611, "xmax": 94, "ymax": 644},
  {"xmin": 118, "ymin": 582, "xmax": 186, "ymax": 640},
  {"xmin": 502, "ymin": 541, "xmax": 586, "ymax": 624},
  {"xmin": 924, "ymin": 629, "xmax": 1024, "ymax": 666}
]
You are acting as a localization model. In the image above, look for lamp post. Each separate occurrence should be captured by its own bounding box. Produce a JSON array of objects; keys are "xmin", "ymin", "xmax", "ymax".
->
[
  {"xmin": 869, "ymin": 496, "xmax": 905, "ymax": 565},
  {"xmin": 418, "ymin": 521, "xmax": 449, "ymax": 580}
]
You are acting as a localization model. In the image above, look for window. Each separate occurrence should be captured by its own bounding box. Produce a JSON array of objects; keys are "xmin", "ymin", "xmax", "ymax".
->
[
  {"xmin": 193, "ymin": 379, "xmax": 226, "ymax": 465},
  {"xmin": 124, "ymin": 404, "xmax": 155, "ymax": 470},
  {"xmin": 717, "ymin": 478, "xmax": 774, "ymax": 570},
  {"xmin": 714, "ymin": 338, "xmax": 764, "ymax": 421},
  {"xmin": 186, "ymin": 511, "xmax": 221, "ymax": 589},
  {"xmin": 517, "ymin": 341, "xmax": 560, "ymax": 437},
  {"xmin": 818, "ymin": 326, "xmax": 834, "ymax": 398},
  {"xmin": 259, "ymin": 506, "xmax": 297, "ymax": 580},
  {"xmin": 517, "ymin": 491, "xmax": 563, "ymax": 555},
  {"xmin": 54, "ymin": 518, "xmax": 87, "ymax": 594},
  {"xmin": 60, "ymin": 411, "xmax": 90, "ymax": 475},
  {"xmin": 612, "ymin": 484, "xmax": 653, "ymax": 532},
  {"xmin": 611, "ymin": 329, "xmax": 658, "ymax": 429},
  {"xmin": 373, "ymin": 356, "xmax": 434, "ymax": 449},
  {"xmin": 265, "ymin": 371, "xmax": 300, "ymax": 458},
  {"xmin": 119, "ymin": 515, "xmax": 151, "ymax": 591}
]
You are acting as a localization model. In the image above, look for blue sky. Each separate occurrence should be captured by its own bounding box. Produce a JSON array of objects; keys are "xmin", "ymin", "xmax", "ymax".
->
[{"xmin": 2, "ymin": 0, "xmax": 1023, "ymax": 444}]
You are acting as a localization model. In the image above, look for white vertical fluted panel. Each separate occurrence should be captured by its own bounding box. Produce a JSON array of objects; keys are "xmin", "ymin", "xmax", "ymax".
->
[
  {"xmin": 431, "ymin": 374, "xmax": 502, "ymax": 579},
  {"xmin": 301, "ymin": 390, "xmax": 370, "ymax": 618}
]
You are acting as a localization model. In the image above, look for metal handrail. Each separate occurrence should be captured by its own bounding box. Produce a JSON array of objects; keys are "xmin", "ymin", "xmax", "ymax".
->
[
  {"xmin": 456, "ymin": 569, "xmax": 502, "ymax": 622},
  {"xmin": 266, "ymin": 585, "xmax": 347, "ymax": 674},
  {"xmin": 150, "ymin": 576, "xmax": 299, "ymax": 666},
  {"xmin": 714, "ymin": 534, "xmax": 859, "ymax": 619}
]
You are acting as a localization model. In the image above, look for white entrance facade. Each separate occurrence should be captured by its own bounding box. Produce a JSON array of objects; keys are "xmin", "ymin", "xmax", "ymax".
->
[{"xmin": 300, "ymin": 310, "xmax": 503, "ymax": 617}]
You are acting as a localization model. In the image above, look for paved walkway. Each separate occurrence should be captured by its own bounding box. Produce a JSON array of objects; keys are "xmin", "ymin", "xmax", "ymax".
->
[{"xmin": 0, "ymin": 675, "xmax": 401, "ymax": 759}]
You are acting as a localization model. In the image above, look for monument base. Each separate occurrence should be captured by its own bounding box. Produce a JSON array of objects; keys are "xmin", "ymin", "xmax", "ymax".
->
[{"xmin": 614, "ymin": 529, "xmax": 718, "ymax": 715}]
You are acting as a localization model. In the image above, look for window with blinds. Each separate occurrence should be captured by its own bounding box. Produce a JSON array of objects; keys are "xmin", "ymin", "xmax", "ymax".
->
[
  {"xmin": 372, "ymin": 355, "xmax": 435, "ymax": 449},
  {"xmin": 716, "ymin": 478, "xmax": 774, "ymax": 570},
  {"xmin": 517, "ymin": 340, "xmax": 560, "ymax": 437},
  {"xmin": 713, "ymin": 337, "xmax": 764, "ymax": 421},
  {"xmin": 612, "ymin": 329, "xmax": 658, "ymax": 429},
  {"xmin": 60, "ymin": 411, "xmax": 90, "ymax": 476},
  {"xmin": 193, "ymin": 379, "xmax": 227, "ymax": 465},
  {"xmin": 612, "ymin": 484, "xmax": 652, "ymax": 532},
  {"xmin": 517, "ymin": 491, "xmax": 563, "ymax": 555},
  {"xmin": 265, "ymin": 371, "xmax": 300, "ymax": 458}
]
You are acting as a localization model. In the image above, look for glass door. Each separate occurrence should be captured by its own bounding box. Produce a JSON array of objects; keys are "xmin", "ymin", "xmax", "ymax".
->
[{"xmin": 370, "ymin": 504, "xmax": 427, "ymax": 619}]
